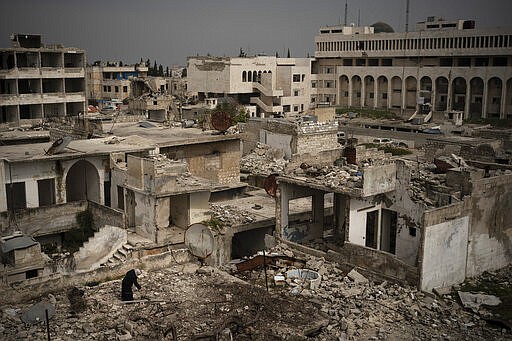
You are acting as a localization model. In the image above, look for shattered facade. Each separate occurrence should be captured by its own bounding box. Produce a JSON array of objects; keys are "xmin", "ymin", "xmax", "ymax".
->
[{"xmin": 0, "ymin": 34, "xmax": 86, "ymax": 126}]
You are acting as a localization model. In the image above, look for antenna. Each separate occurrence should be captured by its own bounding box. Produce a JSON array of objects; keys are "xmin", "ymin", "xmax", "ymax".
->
[
  {"xmin": 405, "ymin": 0, "xmax": 410, "ymax": 32},
  {"xmin": 344, "ymin": 0, "xmax": 348, "ymax": 26}
]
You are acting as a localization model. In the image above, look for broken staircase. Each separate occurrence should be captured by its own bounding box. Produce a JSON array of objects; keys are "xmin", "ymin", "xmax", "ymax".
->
[{"xmin": 102, "ymin": 242, "xmax": 135, "ymax": 267}]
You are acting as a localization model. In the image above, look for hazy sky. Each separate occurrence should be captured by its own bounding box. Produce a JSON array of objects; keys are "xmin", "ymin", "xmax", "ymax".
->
[{"xmin": 1, "ymin": 0, "xmax": 511, "ymax": 67}]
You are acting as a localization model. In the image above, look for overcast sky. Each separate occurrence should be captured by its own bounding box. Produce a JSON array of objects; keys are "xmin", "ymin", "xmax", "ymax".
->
[{"xmin": 1, "ymin": 0, "xmax": 511, "ymax": 67}]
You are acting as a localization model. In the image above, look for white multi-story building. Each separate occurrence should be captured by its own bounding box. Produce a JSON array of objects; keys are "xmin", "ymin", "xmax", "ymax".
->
[
  {"xmin": 312, "ymin": 17, "xmax": 512, "ymax": 119},
  {"xmin": 187, "ymin": 56, "xmax": 312, "ymax": 117},
  {"xmin": 0, "ymin": 34, "xmax": 86, "ymax": 126}
]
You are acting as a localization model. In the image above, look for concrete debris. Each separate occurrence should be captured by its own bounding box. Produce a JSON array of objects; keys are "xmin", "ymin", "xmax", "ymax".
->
[
  {"xmin": 347, "ymin": 268, "xmax": 369, "ymax": 284},
  {"xmin": 458, "ymin": 291, "xmax": 502, "ymax": 311},
  {"xmin": 210, "ymin": 203, "xmax": 257, "ymax": 227},
  {"xmin": 231, "ymin": 243, "xmax": 511, "ymax": 340},
  {"xmin": 240, "ymin": 142, "xmax": 288, "ymax": 175},
  {"xmin": 287, "ymin": 164, "xmax": 363, "ymax": 189},
  {"xmin": 20, "ymin": 301, "xmax": 55, "ymax": 325}
]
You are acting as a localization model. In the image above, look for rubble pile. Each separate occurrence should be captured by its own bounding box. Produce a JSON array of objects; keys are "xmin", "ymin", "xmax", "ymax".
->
[
  {"xmin": 0, "ymin": 264, "xmax": 323, "ymax": 340},
  {"xmin": 210, "ymin": 204, "xmax": 257, "ymax": 226},
  {"xmin": 286, "ymin": 164, "xmax": 363, "ymax": 189},
  {"xmin": 232, "ymin": 243, "xmax": 510, "ymax": 340},
  {"xmin": 240, "ymin": 142, "xmax": 288, "ymax": 175}
]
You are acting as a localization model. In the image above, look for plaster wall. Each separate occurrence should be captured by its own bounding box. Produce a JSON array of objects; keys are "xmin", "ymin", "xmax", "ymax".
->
[
  {"xmin": 260, "ymin": 130, "xmax": 293, "ymax": 159},
  {"xmin": 467, "ymin": 174, "xmax": 512, "ymax": 277},
  {"xmin": 189, "ymin": 191, "xmax": 211, "ymax": 225},
  {"xmin": 362, "ymin": 163, "xmax": 396, "ymax": 196},
  {"xmin": 134, "ymin": 191, "xmax": 156, "ymax": 242},
  {"xmin": 420, "ymin": 216, "xmax": 469, "ymax": 292},
  {"xmin": 170, "ymin": 194, "xmax": 188, "ymax": 228},
  {"xmin": 348, "ymin": 197, "xmax": 382, "ymax": 246}
]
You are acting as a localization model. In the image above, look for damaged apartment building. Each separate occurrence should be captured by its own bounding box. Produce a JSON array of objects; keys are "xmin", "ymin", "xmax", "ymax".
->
[
  {"xmin": 0, "ymin": 120, "xmax": 244, "ymax": 283},
  {"xmin": 0, "ymin": 34, "xmax": 86, "ymax": 126}
]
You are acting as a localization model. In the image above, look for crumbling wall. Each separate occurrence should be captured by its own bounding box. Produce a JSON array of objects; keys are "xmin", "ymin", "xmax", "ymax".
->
[
  {"xmin": 383, "ymin": 161, "xmax": 425, "ymax": 266},
  {"xmin": 73, "ymin": 225, "xmax": 127, "ymax": 271},
  {"xmin": 296, "ymin": 122, "xmax": 338, "ymax": 156},
  {"xmin": 88, "ymin": 201, "xmax": 125, "ymax": 230},
  {"xmin": 241, "ymin": 118, "xmax": 297, "ymax": 156},
  {"xmin": 0, "ymin": 201, "xmax": 86, "ymax": 236},
  {"xmin": 134, "ymin": 192, "xmax": 156, "ymax": 242},
  {"xmin": 161, "ymin": 140, "xmax": 240, "ymax": 185},
  {"xmin": 362, "ymin": 163, "xmax": 396, "ymax": 197},
  {"xmin": 467, "ymin": 174, "xmax": 512, "ymax": 277},
  {"xmin": 420, "ymin": 204, "xmax": 469, "ymax": 292}
]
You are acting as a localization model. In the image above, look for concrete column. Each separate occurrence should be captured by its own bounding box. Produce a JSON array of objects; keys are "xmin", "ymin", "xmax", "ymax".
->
[
  {"xmin": 376, "ymin": 208, "xmax": 383, "ymax": 251},
  {"xmin": 401, "ymin": 78, "xmax": 406, "ymax": 111},
  {"xmin": 431, "ymin": 78, "xmax": 437, "ymax": 112},
  {"xmin": 416, "ymin": 78, "xmax": 421, "ymax": 112},
  {"xmin": 447, "ymin": 78, "xmax": 453, "ymax": 111},
  {"xmin": 387, "ymin": 79, "xmax": 392, "ymax": 109},
  {"xmin": 361, "ymin": 79, "xmax": 366, "ymax": 108},
  {"xmin": 464, "ymin": 81, "xmax": 471, "ymax": 119},
  {"xmin": 0, "ymin": 160, "xmax": 6, "ymax": 212},
  {"xmin": 25, "ymin": 179, "xmax": 39, "ymax": 208},
  {"xmin": 482, "ymin": 79, "xmax": 488, "ymax": 118},
  {"xmin": 348, "ymin": 79, "xmax": 353, "ymax": 107},
  {"xmin": 500, "ymin": 82, "xmax": 507, "ymax": 119},
  {"xmin": 311, "ymin": 192, "xmax": 324, "ymax": 239},
  {"xmin": 373, "ymin": 79, "xmax": 378, "ymax": 108}
]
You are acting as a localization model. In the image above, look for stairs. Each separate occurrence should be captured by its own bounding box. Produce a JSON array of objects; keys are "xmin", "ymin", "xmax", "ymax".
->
[{"xmin": 102, "ymin": 242, "xmax": 135, "ymax": 267}]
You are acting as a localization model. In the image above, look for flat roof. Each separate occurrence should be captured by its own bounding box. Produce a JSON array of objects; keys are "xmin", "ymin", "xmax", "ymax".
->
[
  {"xmin": 105, "ymin": 121, "xmax": 242, "ymax": 147},
  {"xmin": 0, "ymin": 135, "xmax": 154, "ymax": 163}
]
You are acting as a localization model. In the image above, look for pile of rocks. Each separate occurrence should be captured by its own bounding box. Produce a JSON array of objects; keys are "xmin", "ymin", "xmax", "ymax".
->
[
  {"xmin": 240, "ymin": 143, "xmax": 288, "ymax": 175},
  {"xmin": 286, "ymin": 164, "xmax": 362, "ymax": 189},
  {"xmin": 210, "ymin": 203, "xmax": 257, "ymax": 227},
  {"xmin": 233, "ymin": 243, "xmax": 510, "ymax": 340}
]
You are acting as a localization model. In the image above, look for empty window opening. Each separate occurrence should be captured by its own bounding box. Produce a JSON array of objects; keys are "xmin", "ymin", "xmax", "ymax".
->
[
  {"xmin": 380, "ymin": 209, "xmax": 397, "ymax": 254},
  {"xmin": 365, "ymin": 210, "xmax": 378, "ymax": 248},
  {"xmin": 38, "ymin": 178, "xmax": 56, "ymax": 207},
  {"xmin": 25, "ymin": 269, "xmax": 39, "ymax": 279},
  {"xmin": 117, "ymin": 186, "xmax": 125, "ymax": 210},
  {"xmin": 231, "ymin": 227, "xmax": 274, "ymax": 259},
  {"xmin": 6, "ymin": 182, "xmax": 27, "ymax": 210}
]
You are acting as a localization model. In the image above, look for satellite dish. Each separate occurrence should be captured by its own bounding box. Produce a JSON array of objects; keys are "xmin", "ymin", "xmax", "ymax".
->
[
  {"xmin": 184, "ymin": 223, "xmax": 214, "ymax": 259},
  {"xmin": 264, "ymin": 174, "xmax": 278, "ymax": 197},
  {"xmin": 45, "ymin": 136, "xmax": 72, "ymax": 155},
  {"xmin": 210, "ymin": 111, "xmax": 232, "ymax": 132}
]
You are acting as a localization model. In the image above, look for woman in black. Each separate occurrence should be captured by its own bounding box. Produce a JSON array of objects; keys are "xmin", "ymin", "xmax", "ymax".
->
[{"xmin": 121, "ymin": 269, "xmax": 142, "ymax": 301}]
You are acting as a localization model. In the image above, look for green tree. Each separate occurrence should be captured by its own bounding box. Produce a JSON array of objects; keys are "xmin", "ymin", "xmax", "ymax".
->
[{"xmin": 158, "ymin": 64, "xmax": 164, "ymax": 76}]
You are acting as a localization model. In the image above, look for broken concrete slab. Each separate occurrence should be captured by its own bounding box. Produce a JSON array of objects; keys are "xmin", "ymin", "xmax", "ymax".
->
[
  {"xmin": 347, "ymin": 268, "xmax": 369, "ymax": 284},
  {"xmin": 458, "ymin": 291, "xmax": 502, "ymax": 311},
  {"xmin": 20, "ymin": 301, "xmax": 55, "ymax": 325}
]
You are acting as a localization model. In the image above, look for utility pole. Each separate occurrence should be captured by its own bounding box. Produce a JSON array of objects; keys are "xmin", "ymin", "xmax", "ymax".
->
[
  {"xmin": 405, "ymin": 0, "xmax": 410, "ymax": 32},
  {"xmin": 344, "ymin": 0, "xmax": 348, "ymax": 26}
]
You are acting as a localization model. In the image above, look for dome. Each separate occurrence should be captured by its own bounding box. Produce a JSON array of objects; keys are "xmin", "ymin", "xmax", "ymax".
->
[{"xmin": 371, "ymin": 22, "xmax": 395, "ymax": 33}]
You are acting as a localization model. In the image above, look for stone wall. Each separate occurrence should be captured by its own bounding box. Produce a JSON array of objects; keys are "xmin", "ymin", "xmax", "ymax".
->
[
  {"xmin": 88, "ymin": 201, "xmax": 126, "ymax": 230},
  {"xmin": 1, "ymin": 248, "xmax": 193, "ymax": 305},
  {"xmin": 0, "ymin": 201, "xmax": 87, "ymax": 236},
  {"xmin": 161, "ymin": 139, "xmax": 240, "ymax": 185}
]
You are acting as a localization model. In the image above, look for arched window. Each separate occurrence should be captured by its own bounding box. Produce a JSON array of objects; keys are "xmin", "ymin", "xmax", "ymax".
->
[
  {"xmin": 258, "ymin": 71, "xmax": 262, "ymax": 83},
  {"xmin": 242, "ymin": 71, "xmax": 247, "ymax": 82},
  {"xmin": 248, "ymin": 71, "xmax": 252, "ymax": 82}
]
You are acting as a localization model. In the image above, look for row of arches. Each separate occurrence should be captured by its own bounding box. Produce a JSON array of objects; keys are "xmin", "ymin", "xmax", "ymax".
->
[
  {"xmin": 337, "ymin": 74, "xmax": 512, "ymax": 119},
  {"xmin": 242, "ymin": 70, "xmax": 271, "ymax": 83}
]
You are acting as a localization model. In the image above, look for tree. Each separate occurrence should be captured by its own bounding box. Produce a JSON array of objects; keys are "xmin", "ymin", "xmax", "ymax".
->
[
  {"xmin": 146, "ymin": 58, "xmax": 150, "ymax": 67},
  {"xmin": 165, "ymin": 66, "xmax": 170, "ymax": 77},
  {"xmin": 287, "ymin": 48, "xmax": 290, "ymax": 58},
  {"xmin": 119, "ymin": 61, "xmax": 123, "ymax": 67},
  {"xmin": 275, "ymin": 51, "xmax": 279, "ymax": 58},
  {"xmin": 158, "ymin": 64, "xmax": 164, "ymax": 76},
  {"xmin": 153, "ymin": 61, "xmax": 158, "ymax": 76}
]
